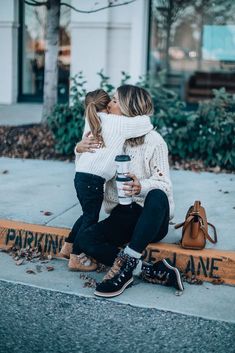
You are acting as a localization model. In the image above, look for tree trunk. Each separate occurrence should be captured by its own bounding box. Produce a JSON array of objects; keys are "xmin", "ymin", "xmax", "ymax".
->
[
  {"xmin": 42, "ymin": 0, "xmax": 61, "ymax": 123},
  {"xmin": 197, "ymin": 9, "xmax": 204, "ymax": 71},
  {"xmin": 165, "ymin": 0, "xmax": 173, "ymax": 75}
]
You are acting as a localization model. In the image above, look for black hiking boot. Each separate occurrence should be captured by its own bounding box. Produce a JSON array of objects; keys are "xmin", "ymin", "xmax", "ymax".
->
[
  {"xmin": 141, "ymin": 258, "xmax": 184, "ymax": 291},
  {"xmin": 94, "ymin": 250, "xmax": 139, "ymax": 298}
]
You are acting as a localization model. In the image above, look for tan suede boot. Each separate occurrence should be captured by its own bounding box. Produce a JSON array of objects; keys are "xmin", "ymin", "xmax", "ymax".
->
[
  {"xmin": 58, "ymin": 242, "xmax": 73, "ymax": 259},
  {"xmin": 68, "ymin": 253, "xmax": 97, "ymax": 272}
]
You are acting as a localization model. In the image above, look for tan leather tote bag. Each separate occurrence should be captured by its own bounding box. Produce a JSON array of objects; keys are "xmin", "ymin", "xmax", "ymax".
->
[{"xmin": 174, "ymin": 201, "xmax": 217, "ymax": 250}]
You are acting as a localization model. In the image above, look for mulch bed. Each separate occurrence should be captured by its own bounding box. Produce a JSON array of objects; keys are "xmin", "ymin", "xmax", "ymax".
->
[
  {"xmin": 0, "ymin": 124, "xmax": 68, "ymax": 161},
  {"xmin": 0, "ymin": 124, "xmax": 232, "ymax": 173}
]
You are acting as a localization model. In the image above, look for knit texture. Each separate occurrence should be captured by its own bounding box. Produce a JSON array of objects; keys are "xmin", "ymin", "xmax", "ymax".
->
[
  {"xmin": 74, "ymin": 113, "xmax": 153, "ymax": 181},
  {"xmin": 103, "ymin": 130, "xmax": 175, "ymax": 219}
]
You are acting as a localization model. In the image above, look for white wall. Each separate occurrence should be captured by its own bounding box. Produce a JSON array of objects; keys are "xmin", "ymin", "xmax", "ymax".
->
[
  {"xmin": 0, "ymin": 0, "xmax": 18, "ymax": 104},
  {"xmin": 70, "ymin": 0, "xmax": 149, "ymax": 91},
  {"xmin": 0, "ymin": 0, "xmax": 149, "ymax": 104}
]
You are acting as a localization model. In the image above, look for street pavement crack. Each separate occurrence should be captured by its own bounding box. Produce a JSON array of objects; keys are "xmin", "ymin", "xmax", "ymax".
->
[{"xmin": 44, "ymin": 203, "xmax": 78, "ymax": 225}]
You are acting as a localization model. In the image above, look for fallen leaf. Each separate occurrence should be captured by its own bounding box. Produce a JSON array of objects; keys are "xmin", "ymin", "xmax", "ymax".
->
[
  {"xmin": 182, "ymin": 274, "xmax": 203, "ymax": 285},
  {"xmin": 26, "ymin": 269, "xmax": 36, "ymax": 275},
  {"xmin": 80, "ymin": 273, "xmax": 97, "ymax": 287},
  {"xmin": 83, "ymin": 280, "xmax": 96, "ymax": 288},
  {"xmin": 211, "ymin": 278, "xmax": 224, "ymax": 285},
  {"xmin": 15, "ymin": 259, "xmax": 24, "ymax": 266},
  {"xmin": 43, "ymin": 211, "xmax": 53, "ymax": 216}
]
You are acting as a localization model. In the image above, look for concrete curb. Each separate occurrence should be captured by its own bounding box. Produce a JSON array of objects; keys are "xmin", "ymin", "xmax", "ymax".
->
[{"xmin": 1, "ymin": 219, "xmax": 235, "ymax": 286}]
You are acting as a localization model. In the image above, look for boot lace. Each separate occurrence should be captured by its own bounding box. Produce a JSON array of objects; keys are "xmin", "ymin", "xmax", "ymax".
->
[
  {"xmin": 78, "ymin": 253, "xmax": 93, "ymax": 267},
  {"xmin": 103, "ymin": 257, "xmax": 124, "ymax": 281}
]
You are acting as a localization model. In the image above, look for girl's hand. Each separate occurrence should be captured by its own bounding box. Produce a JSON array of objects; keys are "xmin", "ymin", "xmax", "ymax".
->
[
  {"xmin": 122, "ymin": 173, "xmax": 141, "ymax": 196},
  {"xmin": 75, "ymin": 132, "xmax": 101, "ymax": 153}
]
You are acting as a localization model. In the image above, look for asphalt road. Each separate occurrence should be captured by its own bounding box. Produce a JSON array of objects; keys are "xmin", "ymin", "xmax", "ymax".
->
[{"xmin": 0, "ymin": 281, "xmax": 234, "ymax": 353}]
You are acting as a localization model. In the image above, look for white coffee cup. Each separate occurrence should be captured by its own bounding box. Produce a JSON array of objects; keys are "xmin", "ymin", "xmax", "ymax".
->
[
  {"xmin": 116, "ymin": 175, "xmax": 133, "ymax": 205},
  {"xmin": 115, "ymin": 155, "xmax": 131, "ymax": 176}
]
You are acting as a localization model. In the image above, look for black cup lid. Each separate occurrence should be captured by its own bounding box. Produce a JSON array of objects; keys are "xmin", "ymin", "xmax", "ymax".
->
[
  {"xmin": 115, "ymin": 155, "xmax": 131, "ymax": 162},
  {"xmin": 116, "ymin": 176, "xmax": 132, "ymax": 182}
]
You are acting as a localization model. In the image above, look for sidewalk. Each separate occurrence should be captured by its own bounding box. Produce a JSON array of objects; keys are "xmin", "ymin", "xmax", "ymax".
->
[
  {"xmin": 0, "ymin": 103, "xmax": 42, "ymax": 126},
  {"xmin": 1, "ymin": 157, "xmax": 234, "ymax": 250},
  {"xmin": 0, "ymin": 157, "xmax": 235, "ymax": 322}
]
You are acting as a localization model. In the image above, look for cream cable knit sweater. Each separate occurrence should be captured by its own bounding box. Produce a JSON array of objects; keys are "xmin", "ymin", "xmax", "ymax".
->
[
  {"xmin": 103, "ymin": 130, "xmax": 175, "ymax": 219},
  {"xmin": 74, "ymin": 113, "xmax": 153, "ymax": 181}
]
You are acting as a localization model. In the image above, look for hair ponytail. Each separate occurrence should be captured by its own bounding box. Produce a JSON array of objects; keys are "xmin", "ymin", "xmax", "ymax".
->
[
  {"xmin": 84, "ymin": 89, "xmax": 111, "ymax": 147},
  {"xmin": 85, "ymin": 102, "xmax": 104, "ymax": 146}
]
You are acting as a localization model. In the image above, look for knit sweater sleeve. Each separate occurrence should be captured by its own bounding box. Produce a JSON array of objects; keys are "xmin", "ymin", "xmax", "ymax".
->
[
  {"xmin": 120, "ymin": 115, "xmax": 153, "ymax": 139},
  {"xmin": 139, "ymin": 141, "xmax": 173, "ymax": 200},
  {"xmin": 103, "ymin": 113, "xmax": 153, "ymax": 139}
]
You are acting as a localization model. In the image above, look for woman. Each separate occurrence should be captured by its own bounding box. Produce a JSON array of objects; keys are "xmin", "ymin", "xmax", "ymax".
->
[
  {"xmin": 75, "ymin": 85, "xmax": 183, "ymax": 297},
  {"xmin": 60, "ymin": 88, "xmax": 152, "ymax": 271}
]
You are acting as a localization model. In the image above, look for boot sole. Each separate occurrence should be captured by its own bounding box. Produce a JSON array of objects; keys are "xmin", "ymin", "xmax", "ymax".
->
[
  {"xmin": 94, "ymin": 277, "xmax": 134, "ymax": 298},
  {"xmin": 162, "ymin": 259, "xmax": 184, "ymax": 291}
]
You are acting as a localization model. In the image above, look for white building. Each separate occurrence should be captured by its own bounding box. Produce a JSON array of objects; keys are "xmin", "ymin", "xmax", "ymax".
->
[
  {"xmin": 1, "ymin": 0, "xmax": 235, "ymax": 106},
  {"xmin": 0, "ymin": 0, "xmax": 150, "ymax": 104}
]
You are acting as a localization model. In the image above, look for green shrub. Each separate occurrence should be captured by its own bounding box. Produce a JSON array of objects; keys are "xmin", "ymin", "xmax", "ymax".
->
[
  {"xmin": 138, "ymin": 74, "xmax": 235, "ymax": 170},
  {"xmin": 192, "ymin": 89, "xmax": 235, "ymax": 169},
  {"xmin": 47, "ymin": 72, "xmax": 86, "ymax": 155},
  {"xmin": 47, "ymin": 71, "xmax": 235, "ymax": 170},
  {"xmin": 136, "ymin": 72, "xmax": 191, "ymax": 159}
]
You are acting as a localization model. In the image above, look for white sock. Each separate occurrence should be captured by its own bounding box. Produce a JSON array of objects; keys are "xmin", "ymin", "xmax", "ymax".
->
[
  {"xmin": 133, "ymin": 261, "xmax": 142, "ymax": 276},
  {"xmin": 124, "ymin": 246, "xmax": 142, "ymax": 259}
]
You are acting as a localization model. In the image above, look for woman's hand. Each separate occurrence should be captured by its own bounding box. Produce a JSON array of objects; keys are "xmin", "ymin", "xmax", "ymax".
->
[
  {"xmin": 75, "ymin": 132, "xmax": 101, "ymax": 153},
  {"xmin": 123, "ymin": 173, "xmax": 141, "ymax": 196}
]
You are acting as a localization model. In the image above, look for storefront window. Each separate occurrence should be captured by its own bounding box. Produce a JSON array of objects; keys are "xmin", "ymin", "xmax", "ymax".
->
[
  {"xmin": 19, "ymin": 1, "xmax": 71, "ymax": 102},
  {"xmin": 149, "ymin": 0, "xmax": 235, "ymax": 103}
]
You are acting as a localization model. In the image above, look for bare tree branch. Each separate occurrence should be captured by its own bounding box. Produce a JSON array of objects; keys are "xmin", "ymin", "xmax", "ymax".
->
[
  {"xmin": 60, "ymin": 0, "xmax": 136, "ymax": 14},
  {"xmin": 30, "ymin": 0, "xmax": 47, "ymax": 3},
  {"xmin": 24, "ymin": 0, "xmax": 136, "ymax": 12},
  {"xmin": 24, "ymin": 0, "xmax": 48, "ymax": 6}
]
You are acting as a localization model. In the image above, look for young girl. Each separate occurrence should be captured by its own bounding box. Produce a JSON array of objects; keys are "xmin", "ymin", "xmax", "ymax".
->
[{"xmin": 59, "ymin": 89, "xmax": 153, "ymax": 271}]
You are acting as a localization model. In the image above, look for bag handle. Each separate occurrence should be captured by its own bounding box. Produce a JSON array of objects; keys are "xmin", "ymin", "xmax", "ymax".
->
[
  {"xmin": 200, "ymin": 221, "xmax": 218, "ymax": 244},
  {"xmin": 175, "ymin": 216, "xmax": 218, "ymax": 244}
]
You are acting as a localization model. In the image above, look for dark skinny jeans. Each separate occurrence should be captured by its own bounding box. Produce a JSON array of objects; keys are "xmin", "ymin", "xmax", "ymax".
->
[
  {"xmin": 75, "ymin": 189, "xmax": 170, "ymax": 266},
  {"xmin": 66, "ymin": 172, "xmax": 105, "ymax": 255}
]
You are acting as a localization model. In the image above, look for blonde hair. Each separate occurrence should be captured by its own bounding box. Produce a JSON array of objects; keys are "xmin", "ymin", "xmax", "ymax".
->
[
  {"xmin": 85, "ymin": 89, "xmax": 111, "ymax": 146},
  {"xmin": 117, "ymin": 85, "xmax": 154, "ymax": 147}
]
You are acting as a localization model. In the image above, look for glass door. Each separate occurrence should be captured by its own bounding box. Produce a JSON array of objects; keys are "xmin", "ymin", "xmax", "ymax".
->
[
  {"xmin": 18, "ymin": 1, "xmax": 71, "ymax": 102},
  {"xmin": 149, "ymin": 0, "xmax": 235, "ymax": 103}
]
